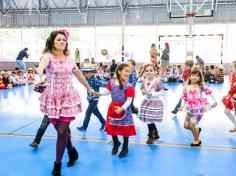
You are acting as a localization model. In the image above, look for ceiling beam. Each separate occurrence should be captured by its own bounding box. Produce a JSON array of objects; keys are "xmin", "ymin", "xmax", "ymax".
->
[
  {"xmin": 39, "ymin": 0, "xmax": 42, "ymax": 13},
  {"xmin": 51, "ymin": 0, "xmax": 59, "ymax": 9},
  {"xmin": 71, "ymin": 0, "xmax": 81, "ymax": 13},
  {"xmin": 63, "ymin": 0, "xmax": 69, "ymax": 8},
  {"xmin": 116, "ymin": 0, "xmax": 130, "ymax": 12},
  {"xmin": 105, "ymin": 0, "xmax": 110, "ymax": 6},
  {"xmin": 2, "ymin": 0, "xmax": 12, "ymax": 15},
  {"xmin": 79, "ymin": 0, "xmax": 89, "ymax": 13},
  {"xmin": 0, "ymin": 0, "xmax": 3, "ymax": 14},
  {"xmin": 215, "ymin": 0, "xmax": 218, "ymax": 11},
  {"xmin": 43, "ymin": 0, "xmax": 49, "ymax": 9},
  {"xmin": 11, "ymin": 0, "xmax": 19, "ymax": 10}
]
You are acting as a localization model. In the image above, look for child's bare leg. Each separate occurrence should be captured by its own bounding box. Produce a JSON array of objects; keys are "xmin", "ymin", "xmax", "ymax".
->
[{"xmin": 189, "ymin": 122, "xmax": 200, "ymax": 143}]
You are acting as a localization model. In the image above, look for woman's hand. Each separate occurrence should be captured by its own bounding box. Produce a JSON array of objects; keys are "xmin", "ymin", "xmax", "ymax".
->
[
  {"xmin": 93, "ymin": 91, "xmax": 101, "ymax": 97},
  {"xmin": 88, "ymin": 88, "xmax": 97, "ymax": 96},
  {"xmin": 115, "ymin": 106, "xmax": 124, "ymax": 114},
  {"xmin": 179, "ymin": 106, "xmax": 184, "ymax": 111}
]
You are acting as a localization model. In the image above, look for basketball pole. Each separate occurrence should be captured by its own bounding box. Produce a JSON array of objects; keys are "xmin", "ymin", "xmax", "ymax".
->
[
  {"xmin": 186, "ymin": 10, "xmax": 196, "ymax": 60},
  {"xmin": 121, "ymin": 12, "xmax": 126, "ymax": 62}
]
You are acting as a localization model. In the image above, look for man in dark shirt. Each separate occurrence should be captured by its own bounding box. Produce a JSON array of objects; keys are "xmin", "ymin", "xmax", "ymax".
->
[
  {"xmin": 109, "ymin": 59, "xmax": 118, "ymax": 78},
  {"xmin": 16, "ymin": 48, "xmax": 29, "ymax": 71}
]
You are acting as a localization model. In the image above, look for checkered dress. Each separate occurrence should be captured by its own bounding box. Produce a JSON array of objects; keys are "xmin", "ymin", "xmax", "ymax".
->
[
  {"xmin": 39, "ymin": 53, "xmax": 82, "ymax": 121},
  {"xmin": 139, "ymin": 79, "xmax": 164, "ymax": 123}
]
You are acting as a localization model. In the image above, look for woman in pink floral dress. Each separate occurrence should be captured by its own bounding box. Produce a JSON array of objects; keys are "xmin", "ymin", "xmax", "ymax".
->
[{"xmin": 38, "ymin": 31, "xmax": 94, "ymax": 176}]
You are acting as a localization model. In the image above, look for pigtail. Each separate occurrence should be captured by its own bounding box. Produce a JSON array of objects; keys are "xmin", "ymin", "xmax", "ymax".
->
[{"xmin": 116, "ymin": 71, "xmax": 123, "ymax": 90}]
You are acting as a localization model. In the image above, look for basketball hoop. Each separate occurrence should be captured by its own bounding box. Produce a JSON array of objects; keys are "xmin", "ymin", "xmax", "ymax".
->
[{"xmin": 186, "ymin": 12, "xmax": 196, "ymax": 18}]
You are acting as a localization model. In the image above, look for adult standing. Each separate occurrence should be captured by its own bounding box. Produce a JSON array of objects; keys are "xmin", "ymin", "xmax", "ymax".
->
[
  {"xmin": 196, "ymin": 55, "xmax": 205, "ymax": 72},
  {"xmin": 109, "ymin": 59, "xmax": 118, "ymax": 78},
  {"xmin": 75, "ymin": 48, "xmax": 80, "ymax": 69},
  {"xmin": 38, "ymin": 31, "xmax": 94, "ymax": 176},
  {"xmin": 160, "ymin": 42, "xmax": 170, "ymax": 68},
  {"xmin": 16, "ymin": 48, "xmax": 29, "ymax": 71},
  {"xmin": 150, "ymin": 43, "xmax": 159, "ymax": 70},
  {"xmin": 91, "ymin": 57, "xmax": 97, "ymax": 70}
]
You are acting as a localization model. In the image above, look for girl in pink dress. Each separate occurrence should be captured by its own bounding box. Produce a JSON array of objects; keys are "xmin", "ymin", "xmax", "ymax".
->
[
  {"xmin": 38, "ymin": 31, "xmax": 94, "ymax": 176},
  {"xmin": 180, "ymin": 69, "xmax": 217, "ymax": 146}
]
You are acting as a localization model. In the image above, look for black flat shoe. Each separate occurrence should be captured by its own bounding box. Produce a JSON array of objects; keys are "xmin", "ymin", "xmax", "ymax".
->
[{"xmin": 191, "ymin": 141, "xmax": 202, "ymax": 147}]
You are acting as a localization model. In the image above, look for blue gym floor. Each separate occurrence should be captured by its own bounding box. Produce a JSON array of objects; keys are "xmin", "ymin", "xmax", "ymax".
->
[{"xmin": 1, "ymin": 78, "xmax": 236, "ymax": 176}]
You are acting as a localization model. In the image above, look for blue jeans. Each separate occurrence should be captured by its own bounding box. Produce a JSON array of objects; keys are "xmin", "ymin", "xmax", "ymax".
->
[
  {"xmin": 33, "ymin": 115, "xmax": 50, "ymax": 143},
  {"xmin": 82, "ymin": 100, "xmax": 105, "ymax": 129},
  {"xmin": 16, "ymin": 60, "xmax": 26, "ymax": 71},
  {"xmin": 174, "ymin": 98, "xmax": 182, "ymax": 111}
]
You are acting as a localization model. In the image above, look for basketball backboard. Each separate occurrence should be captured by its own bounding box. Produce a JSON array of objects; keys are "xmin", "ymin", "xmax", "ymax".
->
[{"xmin": 168, "ymin": 0, "xmax": 214, "ymax": 18}]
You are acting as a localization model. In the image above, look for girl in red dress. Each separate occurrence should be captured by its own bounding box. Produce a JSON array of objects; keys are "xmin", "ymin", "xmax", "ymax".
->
[
  {"xmin": 100, "ymin": 63, "xmax": 136, "ymax": 157},
  {"xmin": 222, "ymin": 61, "xmax": 236, "ymax": 132}
]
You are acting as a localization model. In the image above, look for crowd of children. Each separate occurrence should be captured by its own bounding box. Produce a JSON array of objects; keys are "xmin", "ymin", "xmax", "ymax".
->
[
  {"xmin": 151, "ymin": 63, "xmax": 224, "ymax": 83},
  {"xmin": 0, "ymin": 67, "xmax": 36, "ymax": 89}
]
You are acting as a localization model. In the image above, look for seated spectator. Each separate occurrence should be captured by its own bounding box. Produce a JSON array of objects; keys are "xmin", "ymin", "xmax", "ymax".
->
[
  {"xmin": 209, "ymin": 65, "xmax": 216, "ymax": 83},
  {"xmin": 102, "ymin": 65, "xmax": 110, "ymax": 81},
  {"xmin": 176, "ymin": 65, "xmax": 183, "ymax": 82},
  {"xmin": 82, "ymin": 58, "xmax": 90, "ymax": 68},
  {"xmin": 2, "ymin": 71, "xmax": 12, "ymax": 88},
  {"xmin": 27, "ymin": 68, "xmax": 36, "ymax": 84},
  {"xmin": 14, "ymin": 67, "xmax": 20, "ymax": 74},
  {"xmin": 160, "ymin": 68, "xmax": 169, "ymax": 82},
  {"xmin": 17, "ymin": 70, "xmax": 27, "ymax": 85},
  {"xmin": 0, "ymin": 75, "xmax": 6, "ymax": 89},
  {"xmin": 205, "ymin": 66, "xmax": 212, "ymax": 82},
  {"xmin": 168, "ymin": 65, "xmax": 177, "ymax": 82},
  {"xmin": 10, "ymin": 71, "xmax": 20, "ymax": 86},
  {"xmin": 214, "ymin": 65, "xmax": 224, "ymax": 83}
]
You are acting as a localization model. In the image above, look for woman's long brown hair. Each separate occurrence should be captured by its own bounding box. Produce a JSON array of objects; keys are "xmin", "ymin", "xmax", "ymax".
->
[{"xmin": 43, "ymin": 31, "xmax": 69, "ymax": 56}]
